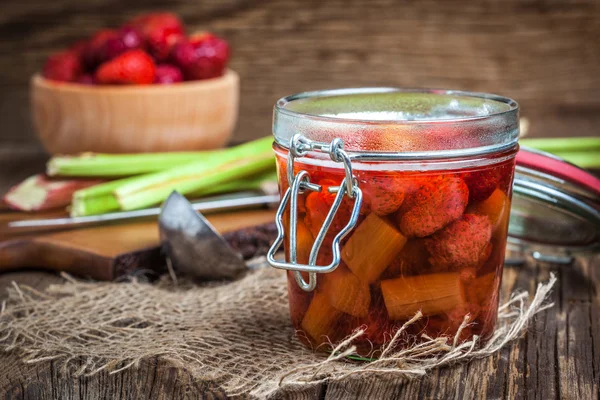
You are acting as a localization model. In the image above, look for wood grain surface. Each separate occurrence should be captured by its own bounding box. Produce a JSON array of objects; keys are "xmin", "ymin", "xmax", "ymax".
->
[{"xmin": 0, "ymin": 208, "xmax": 275, "ymax": 280}]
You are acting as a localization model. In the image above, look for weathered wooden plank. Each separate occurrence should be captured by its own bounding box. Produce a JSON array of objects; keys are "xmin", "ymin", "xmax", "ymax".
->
[
  {"xmin": 525, "ymin": 264, "xmax": 560, "ymax": 400},
  {"xmin": 1, "ymin": 352, "xmax": 226, "ymax": 400},
  {"xmin": 557, "ymin": 257, "xmax": 598, "ymax": 399},
  {"xmin": 503, "ymin": 265, "xmax": 535, "ymax": 400},
  {"xmin": 590, "ymin": 255, "xmax": 600, "ymax": 396}
]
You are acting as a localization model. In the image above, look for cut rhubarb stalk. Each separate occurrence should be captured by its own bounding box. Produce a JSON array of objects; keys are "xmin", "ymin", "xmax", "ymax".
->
[
  {"xmin": 321, "ymin": 265, "xmax": 370, "ymax": 317},
  {"xmin": 295, "ymin": 220, "xmax": 314, "ymax": 264},
  {"xmin": 342, "ymin": 214, "xmax": 408, "ymax": 283},
  {"xmin": 467, "ymin": 272, "xmax": 498, "ymax": 306},
  {"xmin": 68, "ymin": 137, "xmax": 275, "ymax": 215},
  {"xmin": 383, "ymin": 239, "xmax": 430, "ymax": 279},
  {"xmin": 71, "ymin": 194, "xmax": 121, "ymax": 217},
  {"xmin": 47, "ymin": 151, "xmax": 213, "ymax": 177},
  {"xmin": 3, "ymin": 174, "xmax": 103, "ymax": 212},
  {"xmin": 71, "ymin": 172, "xmax": 277, "ymax": 217},
  {"xmin": 301, "ymin": 291, "xmax": 342, "ymax": 342},
  {"xmin": 381, "ymin": 273, "xmax": 466, "ymax": 320},
  {"xmin": 457, "ymin": 271, "xmax": 499, "ymax": 324},
  {"xmin": 467, "ymin": 188, "xmax": 510, "ymax": 234},
  {"xmin": 283, "ymin": 215, "xmax": 312, "ymax": 264},
  {"xmin": 287, "ymin": 271, "xmax": 312, "ymax": 327},
  {"xmin": 519, "ymin": 137, "xmax": 600, "ymax": 154},
  {"xmin": 114, "ymin": 137, "xmax": 275, "ymax": 210}
]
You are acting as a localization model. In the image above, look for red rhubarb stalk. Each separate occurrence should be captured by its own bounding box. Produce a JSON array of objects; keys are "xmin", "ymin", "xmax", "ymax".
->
[{"xmin": 3, "ymin": 174, "xmax": 103, "ymax": 211}]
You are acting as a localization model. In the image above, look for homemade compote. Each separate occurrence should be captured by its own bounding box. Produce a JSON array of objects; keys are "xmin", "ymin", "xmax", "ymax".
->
[{"xmin": 270, "ymin": 89, "xmax": 519, "ymax": 355}]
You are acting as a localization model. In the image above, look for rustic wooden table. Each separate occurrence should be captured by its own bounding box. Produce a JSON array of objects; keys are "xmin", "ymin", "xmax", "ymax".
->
[
  {"xmin": 0, "ymin": 1, "xmax": 599, "ymax": 396},
  {"xmin": 0, "ymin": 151, "xmax": 599, "ymax": 400}
]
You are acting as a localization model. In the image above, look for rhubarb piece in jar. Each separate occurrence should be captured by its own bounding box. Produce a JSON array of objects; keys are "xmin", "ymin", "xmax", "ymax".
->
[
  {"xmin": 382, "ymin": 238, "xmax": 431, "ymax": 278},
  {"xmin": 381, "ymin": 273, "xmax": 466, "ymax": 320},
  {"xmin": 467, "ymin": 188, "xmax": 511, "ymax": 235},
  {"xmin": 293, "ymin": 220, "xmax": 314, "ymax": 264},
  {"xmin": 321, "ymin": 265, "xmax": 371, "ymax": 317},
  {"xmin": 342, "ymin": 213, "xmax": 408, "ymax": 283},
  {"xmin": 301, "ymin": 291, "xmax": 342, "ymax": 343}
]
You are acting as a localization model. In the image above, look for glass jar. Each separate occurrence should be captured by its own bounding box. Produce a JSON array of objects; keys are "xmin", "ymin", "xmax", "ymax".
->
[{"xmin": 267, "ymin": 88, "xmax": 519, "ymax": 355}]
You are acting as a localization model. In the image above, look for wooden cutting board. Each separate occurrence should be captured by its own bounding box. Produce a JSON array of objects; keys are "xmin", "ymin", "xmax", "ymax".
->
[{"xmin": 0, "ymin": 208, "xmax": 275, "ymax": 280}]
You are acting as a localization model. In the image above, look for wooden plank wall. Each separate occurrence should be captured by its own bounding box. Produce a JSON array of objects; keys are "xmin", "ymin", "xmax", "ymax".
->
[{"xmin": 0, "ymin": 0, "xmax": 598, "ymax": 152}]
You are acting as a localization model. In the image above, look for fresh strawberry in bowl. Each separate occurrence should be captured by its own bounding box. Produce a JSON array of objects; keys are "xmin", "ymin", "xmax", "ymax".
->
[
  {"xmin": 154, "ymin": 64, "xmax": 184, "ymax": 84},
  {"xmin": 95, "ymin": 49, "xmax": 156, "ymax": 84},
  {"xmin": 171, "ymin": 32, "xmax": 230, "ymax": 81},
  {"xmin": 81, "ymin": 29, "xmax": 119, "ymax": 70},
  {"xmin": 42, "ymin": 50, "xmax": 83, "ymax": 82},
  {"xmin": 32, "ymin": 12, "xmax": 238, "ymax": 154},
  {"xmin": 126, "ymin": 12, "xmax": 185, "ymax": 62}
]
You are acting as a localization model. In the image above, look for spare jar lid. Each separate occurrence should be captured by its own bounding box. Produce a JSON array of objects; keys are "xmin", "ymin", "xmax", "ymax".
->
[{"xmin": 507, "ymin": 147, "xmax": 600, "ymax": 264}]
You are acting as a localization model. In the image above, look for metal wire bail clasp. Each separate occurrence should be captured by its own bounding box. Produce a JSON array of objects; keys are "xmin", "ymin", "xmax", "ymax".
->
[{"xmin": 267, "ymin": 134, "xmax": 363, "ymax": 292}]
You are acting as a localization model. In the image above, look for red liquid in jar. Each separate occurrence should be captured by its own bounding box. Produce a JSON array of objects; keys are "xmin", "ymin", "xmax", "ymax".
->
[{"xmin": 276, "ymin": 146, "xmax": 515, "ymax": 356}]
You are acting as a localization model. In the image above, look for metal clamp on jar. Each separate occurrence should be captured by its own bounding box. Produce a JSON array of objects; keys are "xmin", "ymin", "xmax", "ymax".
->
[{"xmin": 267, "ymin": 134, "xmax": 363, "ymax": 292}]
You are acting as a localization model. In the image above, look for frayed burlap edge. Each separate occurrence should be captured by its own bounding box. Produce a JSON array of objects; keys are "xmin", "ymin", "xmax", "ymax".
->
[{"xmin": 0, "ymin": 266, "xmax": 556, "ymax": 399}]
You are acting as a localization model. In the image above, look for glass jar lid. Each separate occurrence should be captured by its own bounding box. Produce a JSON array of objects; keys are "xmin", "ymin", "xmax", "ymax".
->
[
  {"xmin": 274, "ymin": 88, "xmax": 519, "ymax": 159},
  {"xmin": 507, "ymin": 148, "xmax": 600, "ymax": 264}
]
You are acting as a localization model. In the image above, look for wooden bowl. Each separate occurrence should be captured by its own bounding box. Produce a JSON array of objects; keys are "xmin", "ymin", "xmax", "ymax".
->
[{"xmin": 31, "ymin": 70, "xmax": 239, "ymax": 154}]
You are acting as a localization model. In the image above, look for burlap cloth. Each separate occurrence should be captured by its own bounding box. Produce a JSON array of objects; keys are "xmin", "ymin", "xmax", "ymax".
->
[{"xmin": 0, "ymin": 260, "xmax": 555, "ymax": 398}]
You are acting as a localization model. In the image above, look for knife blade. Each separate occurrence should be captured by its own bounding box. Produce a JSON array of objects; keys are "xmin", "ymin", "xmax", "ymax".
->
[{"xmin": 7, "ymin": 191, "xmax": 280, "ymax": 233}]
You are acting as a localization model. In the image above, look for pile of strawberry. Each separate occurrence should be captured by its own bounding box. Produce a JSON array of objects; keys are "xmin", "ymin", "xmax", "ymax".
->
[{"xmin": 42, "ymin": 12, "xmax": 230, "ymax": 85}]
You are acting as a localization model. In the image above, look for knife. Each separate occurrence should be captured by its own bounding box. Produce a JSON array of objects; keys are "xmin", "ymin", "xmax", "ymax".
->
[{"xmin": 7, "ymin": 190, "xmax": 280, "ymax": 234}]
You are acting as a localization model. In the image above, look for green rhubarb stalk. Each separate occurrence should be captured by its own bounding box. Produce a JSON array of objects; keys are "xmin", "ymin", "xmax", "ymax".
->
[
  {"xmin": 70, "ymin": 175, "xmax": 141, "ymax": 216},
  {"xmin": 71, "ymin": 171, "xmax": 277, "ymax": 217},
  {"xmin": 117, "ymin": 152, "xmax": 275, "ymax": 210},
  {"xmin": 73, "ymin": 176, "xmax": 140, "ymax": 199},
  {"xmin": 47, "ymin": 151, "xmax": 221, "ymax": 177},
  {"xmin": 547, "ymin": 151, "xmax": 600, "ymax": 169},
  {"xmin": 71, "ymin": 137, "xmax": 274, "ymax": 214},
  {"xmin": 190, "ymin": 170, "xmax": 277, "ymax": 197},
  {"xmin": 114, "ymin": 136, "xmax": 273, "ymax": 198},
  {"xmin": 520, "ymin": 137, "xmax": 600, "ymax": 153},
  {"xmin": 70, "ymin": 137, "xmax": 273, "ymax": 206},
  {"xmin": 71, "ymin": 194, "xmax": 120, "ymax": 217}
]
